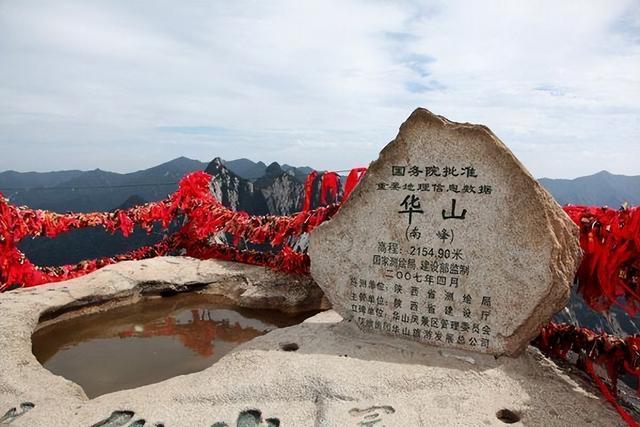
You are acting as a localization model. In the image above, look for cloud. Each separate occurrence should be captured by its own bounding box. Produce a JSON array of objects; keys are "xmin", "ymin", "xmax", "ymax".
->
[
  {"xmin": 405, "ymin": 81, "xmax": 445, "ymax": 94},
  {"xmin": 0, "ymin": 0, "xmax": 638, "ymax": 178}
]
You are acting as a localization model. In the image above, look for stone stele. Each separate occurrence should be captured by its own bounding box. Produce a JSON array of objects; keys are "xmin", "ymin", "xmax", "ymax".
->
[{"xmin": 309, "ymin": 108, "xmax": 582, "ymax": 357}]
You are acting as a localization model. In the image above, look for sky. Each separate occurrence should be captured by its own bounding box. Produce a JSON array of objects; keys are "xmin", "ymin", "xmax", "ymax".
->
[{"xmin": 0, "ymin": 1, "xmax": 638, "ymax": 179}]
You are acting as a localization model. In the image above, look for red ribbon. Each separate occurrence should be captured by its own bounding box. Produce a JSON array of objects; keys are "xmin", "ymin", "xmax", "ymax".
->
[
  {"xmin": 564, "ymin": 206, "xmax": 640, "ymax": 315},
  {"xmin": 343, "ymin": 167, "xmax": 367, "ymax": 202},
  {"xmin": 302, "ymin": 171, "xmax": 318, "ymax": 211},
  {"xmin": 534, "ymin": 323, "xmax": 640, "ymax": 426},
  {"xmin": 320, "ymin": 172, "xmax": 340, "ymax": 206}
]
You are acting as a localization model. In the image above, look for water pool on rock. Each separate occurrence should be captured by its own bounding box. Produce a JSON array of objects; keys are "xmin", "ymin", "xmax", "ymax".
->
[{"xmin": 32, "ymin": 293, "xmax": 316, "ymax": 398}]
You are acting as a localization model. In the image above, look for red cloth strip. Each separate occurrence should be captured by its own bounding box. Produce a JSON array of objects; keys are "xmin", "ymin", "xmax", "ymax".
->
[
  {"xmin": 302, "ymin": 171, "xmax": 318, "ymax": 211},
  {"xmin": 320, "ymin": 172, "xmax": 340, "ymax": 206},
  {"xmin": 343, "ymin": 167, "xmax": 367, "ymax": 202}
]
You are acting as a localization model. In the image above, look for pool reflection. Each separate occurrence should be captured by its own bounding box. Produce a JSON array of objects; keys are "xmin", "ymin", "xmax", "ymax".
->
[{"xmin": 32, "ymin": 293, "xmax": 316, "ymax": 398}]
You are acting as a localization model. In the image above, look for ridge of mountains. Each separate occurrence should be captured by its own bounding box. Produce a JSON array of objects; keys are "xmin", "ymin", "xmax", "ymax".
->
[
  {"xmin": 539, "ymin": 170, "xmax": 640, "ymax": 207},
  {"xmin": 0, "ymin": 157, "xmax": 314, "ymax": 213},
  {"xmin": 2, "ymin": 157, "xmax": 638, "ymax": 212}
]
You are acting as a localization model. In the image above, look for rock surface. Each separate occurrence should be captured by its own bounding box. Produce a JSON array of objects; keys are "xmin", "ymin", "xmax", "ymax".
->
[
  {"xmin": 310, "ymin": 108, "xmax": 582, "ymax": 356},
  {"xmin": 206, "ymin": 157, "xmax": 305, "ymax": 215},
  {"xmin": 0, "ymin": 268, "xmax": 622, "ymax": 427}
]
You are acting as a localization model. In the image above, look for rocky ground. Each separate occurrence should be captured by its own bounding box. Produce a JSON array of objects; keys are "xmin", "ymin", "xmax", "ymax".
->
[{"xmin": 0, "ymin": 257, "xmax": 625, "ymax": 426}]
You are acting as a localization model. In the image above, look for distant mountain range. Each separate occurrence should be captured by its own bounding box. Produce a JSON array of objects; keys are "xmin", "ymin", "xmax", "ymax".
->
[
  {"xmin": 0, "ymin": 157, "xmax": 207, "ymax": 213},
  {"xmin": 223, "ymin": 158, "xmax": 314, "ymax": 182},
  {"xmin": 3, "ymin": 160, "xmax": 637, "ymax": 211},
  {"xmin": 539, "ymin": 170, "xmax": 640, "ymax": 207},
  {"xmin": 0, "ymin": 157, "xmax": 314, "ymax": 213}
]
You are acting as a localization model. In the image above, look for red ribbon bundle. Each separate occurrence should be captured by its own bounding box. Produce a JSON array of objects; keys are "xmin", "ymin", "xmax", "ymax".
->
[
  {"xmin": 343, "ymin": 167, "xmax": 367, "ymax": 201},
  {"xmin": 564, "ymin": 206, "xmax": 640, "ymax": 315},
  {"xmin": 0, "ymin": 171, "xmax": 340, "ymax": 291},
  {"xmin": 534, "ymin": 323, "xmax": 640, "ymax": 426},
  {"xmin": 302, "ymin": 171, "xmax": 318, "ymax": 211},
  {"xmin": 319, "ymin": 172, "xmax": 341, "ymax": 206}
]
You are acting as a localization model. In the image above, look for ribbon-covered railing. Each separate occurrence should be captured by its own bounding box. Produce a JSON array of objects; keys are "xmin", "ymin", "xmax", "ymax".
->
[
  {"xmin": 1, "ymin": 167, "xmax": 640, "ymax": 424},
  {"xmin": 534, "ymin": 323, "xmax": 640, "ymax": 426},
  {"xmin": 564, "ymin": 205, "xmax": 640, "ymax": 315},
  {"xmin": 0, "ymin": 171, "xmax": 343, "ymax": 291}
]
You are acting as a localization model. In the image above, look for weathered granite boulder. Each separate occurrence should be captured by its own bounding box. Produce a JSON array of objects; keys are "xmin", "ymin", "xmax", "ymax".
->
[{"xmin": 310, "ymin": 108, "xmax": 582, "ymax": 356}]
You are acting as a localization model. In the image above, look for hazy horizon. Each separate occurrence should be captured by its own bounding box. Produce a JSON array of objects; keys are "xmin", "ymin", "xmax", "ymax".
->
[
  {"xmin": 1, "ymin": 1, "xmax": 638, "ymax": 179},
  {"xmin": 0, "ymin": 154, "xmax": 636, "ymax": 181}
]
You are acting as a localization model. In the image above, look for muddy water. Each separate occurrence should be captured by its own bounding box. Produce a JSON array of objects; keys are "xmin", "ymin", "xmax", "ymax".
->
[{"xmin": 32, "ymin": 293, "xmax": 316, "ymax": 398}]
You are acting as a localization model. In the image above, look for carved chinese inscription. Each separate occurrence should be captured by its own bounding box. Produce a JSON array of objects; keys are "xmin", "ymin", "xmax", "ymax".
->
[
  {"xmin": 310, "ymin": 108, "xmax": 582, "ymax": 356},
  {"xmin": 353, "ymin": 161, "xmax": 495, "ymax": 351}
]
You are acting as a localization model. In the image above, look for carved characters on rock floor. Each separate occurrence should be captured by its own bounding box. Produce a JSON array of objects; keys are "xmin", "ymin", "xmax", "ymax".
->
[
  {"xmin": 90, "ymin": 409, "xmax": 280, "ymax": 427},
  {"xmin": 212, "ymin": 409, "xmax": 280, "ymax": 427},
  {"xmin": 349, "ymin": 405, "xmax": 395, "ymax": 427},
  {"xmin": 0, "ymin": 402, "xmax": 35, "ymax": 425},
  {"xmin": 90, "ymin": 410, "xmax": 163, "ymax": 427}
]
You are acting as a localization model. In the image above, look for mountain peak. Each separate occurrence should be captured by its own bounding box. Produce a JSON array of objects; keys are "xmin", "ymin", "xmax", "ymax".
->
[
  {"xmin": 223, "ymin": 158, "xmax": 267, "ymax": 180},
  {"xmin": 205, "ymin": 157, "xmax": 225, "ymax": 173},
  {"xmin": 540, "ymin": 170, "xmax": 639, "ymax": 207},
  {"xmin": 205, "ymin": 157, "xmax": 242, "ymax": 180},
  {"xmin": 165, "ymin": 156, "xmax": 197, "ymax": 165},
  {"xmin": 265, "ymin": 162, "xmax": 283, "ymax": 177}
]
